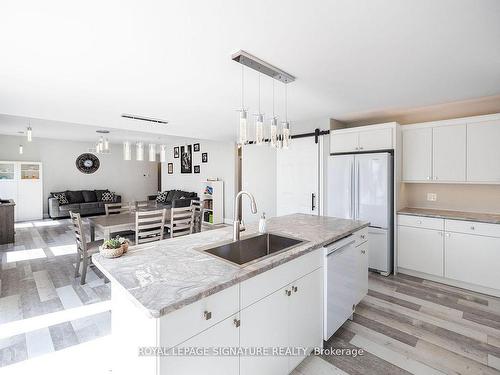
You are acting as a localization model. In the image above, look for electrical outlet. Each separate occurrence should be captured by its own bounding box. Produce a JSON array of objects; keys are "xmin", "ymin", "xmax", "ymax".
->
[{"xmin": 427, "ymin": 193, "xmax": 437, "ymax": 202}]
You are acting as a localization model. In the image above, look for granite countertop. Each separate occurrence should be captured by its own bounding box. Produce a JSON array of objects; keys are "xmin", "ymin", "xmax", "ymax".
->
[
  {"xmin": 93, "ymin": 213, "xmax": 369, "ymax": 318},
  {"xmin": 398, "ymin": 207, "xmax": 500, "ymax": 224}
]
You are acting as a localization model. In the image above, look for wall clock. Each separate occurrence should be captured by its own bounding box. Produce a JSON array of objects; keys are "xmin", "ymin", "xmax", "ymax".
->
[{"xmin": 76, "ymin": 153, "xmax": 100, "ymax": 174}]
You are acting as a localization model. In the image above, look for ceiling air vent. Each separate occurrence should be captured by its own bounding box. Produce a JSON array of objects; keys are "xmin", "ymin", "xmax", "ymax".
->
[{"xmin": 121, "ymin": 113, "xmax": 168, "ymax": 125}]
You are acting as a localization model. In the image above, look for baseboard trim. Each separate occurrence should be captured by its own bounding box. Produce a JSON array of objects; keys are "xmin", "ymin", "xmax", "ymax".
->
[{"xmin": 397, "ymin": 267, "xmax": 500, "ymax": 298}]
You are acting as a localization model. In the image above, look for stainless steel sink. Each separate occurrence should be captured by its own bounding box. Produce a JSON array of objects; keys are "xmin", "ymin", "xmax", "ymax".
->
[{"xmin": 202, "ymin": 233, "xmax": 304, "ymax": 266}]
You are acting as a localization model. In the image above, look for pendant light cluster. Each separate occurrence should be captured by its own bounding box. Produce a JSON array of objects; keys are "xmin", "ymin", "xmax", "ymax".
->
[
  {"xmin": 19, "ymin": 122, "xmax": 33, "ymax": 154},
  {"xmin": 123, "ymin": 140, "xmax": 166, "ymax": 162},
  {"xmin": 233, "ymin": 50, "xmax": 295, "ymax": 150}
]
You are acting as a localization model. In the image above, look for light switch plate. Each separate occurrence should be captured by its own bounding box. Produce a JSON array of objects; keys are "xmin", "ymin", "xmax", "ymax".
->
[{"xmin": 427, "ymin": 193, "xmax": 437, "ymax": 202}]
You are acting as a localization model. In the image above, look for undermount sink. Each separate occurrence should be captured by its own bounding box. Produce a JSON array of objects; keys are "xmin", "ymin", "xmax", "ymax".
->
[{"xmin": 203, "ymin": 233, "xmax": 305, "ymax": 266}]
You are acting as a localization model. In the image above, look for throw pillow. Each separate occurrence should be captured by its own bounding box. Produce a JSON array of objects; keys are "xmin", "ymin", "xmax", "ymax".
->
[
  {"xmin": 95, "ymin": 189, "xmax": 109, "ymax": 201},
  {"xmin": 53, "ymin": 192, "xmax": 69, "ymax": 205},
  {"xmin": 82, "ymin": 190, "xmax": 97, "ymax": 203},
  {"xmin": 101, "ymin": 191, "xmax": 116, "ymax": 202},
  {"xmin": 66, "ymin": 190, "xmax": 84, "ymax": 204},
  {"xmin": 156, "ymin": 191, "xmax": 168, "ymax": 204}
]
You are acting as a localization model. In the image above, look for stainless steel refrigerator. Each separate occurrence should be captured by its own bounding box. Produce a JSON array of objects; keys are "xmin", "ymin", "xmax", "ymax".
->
[{"xmin": 327, "ymin": 152, "xmax": 393, "ymax": 275}]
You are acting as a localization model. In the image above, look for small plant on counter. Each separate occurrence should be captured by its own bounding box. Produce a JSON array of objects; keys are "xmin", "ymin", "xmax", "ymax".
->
[{"xmin": 99, "ymin": 236, "xmax": 130, "ymax": 258}]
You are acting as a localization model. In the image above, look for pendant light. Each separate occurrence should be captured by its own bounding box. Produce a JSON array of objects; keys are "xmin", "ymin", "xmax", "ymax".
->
[
  {"xmin": 238, "ymin": 66, "xmax": 248, "ymax": 145},
  {"xmin": 159, "ymin": 144, "xmax": 166, "ymax": 163},
  {"xmin": 282, "ymin": 84, "xmax": 291, "ymax": 149},
  {"xmin": 270, "ymin": 80, "xmax": 278, "ymax": 148},
  {"xmin": 123, "ymin": 141, "xmax": 131, "ymax": 160},
  {"xmin": 148, "ymin": 144, "xmax": 156, "ymax": 162},
  {"xmin": 136, "ymin": 142, "xmax": 144, "ymax": 161},
  {"xmin": 19, "ymin": 144, "xmax": 23, "ymax": 155},
  {"xmin": 254, "ymin": 74, "xmax": 264, "ymax": 145},
  {"xmin": 104, "ymin": 138, "xmax": 110, "ymax": 152},
  {"xmin": 26, "ymin": 122, "xmax": 32, "ymax": 142}
]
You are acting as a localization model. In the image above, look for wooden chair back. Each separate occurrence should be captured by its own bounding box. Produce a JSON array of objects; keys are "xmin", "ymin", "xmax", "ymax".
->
[
  {"xmin": 191, "ymin": 200, "xmax": 202, "ymax": 233},
  {"xmin": 169, "ymin": 206, "xmax": 195, "ymax": 238},
  {"xmin": 105, "ymin": 202, "xmax": 132, "ymax": 216},
  {"xmin": 135, "ymin": 209, "xmax": 166, "ymax": 244},
  {"xmin": 69, "ymin": 211, "xmax": 87, "ymax": 254}
]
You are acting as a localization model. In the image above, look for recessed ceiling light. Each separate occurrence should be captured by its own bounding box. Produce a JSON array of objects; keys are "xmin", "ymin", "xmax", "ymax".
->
[{"xmin": 121, "ymin": 113, "xmax": 168, "ymax": 125}]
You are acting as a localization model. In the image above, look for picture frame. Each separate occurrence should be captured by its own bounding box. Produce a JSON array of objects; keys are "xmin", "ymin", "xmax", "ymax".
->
[
  {"xmin": 174, "ymin": 147, "xmax": 179, "ymax": 158},
  {"xmin": 180, "ymin": 145, "xmax": 192, "ymax": 173},
  {"xmin": 167, "ymin": 163, "xmax": 173, "ymax": 174},
  {"xmin": 193, "ymin": 143, "xmax": 200, "ymax": 152},
  {"xmin": 194, "ymin": 165, "xmax": 200, "ymax": 174},
  {"xmin": 202, "ymin": 152, "xmax": 208, "ymax": 163}
]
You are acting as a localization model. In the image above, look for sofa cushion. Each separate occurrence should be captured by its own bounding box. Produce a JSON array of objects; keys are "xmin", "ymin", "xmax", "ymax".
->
[
  {"xmin": 95, "ymin": 189, "xmax": 109, "ymax": 201},
  {"xmin": 171, "ymin": 190, "xmax": 186, "ymax": 201},
  {"xmin": 81, "ymin": 202, "xmax": 100, "ymax": 209},
  {"xmin": 66, "ymin": 190, "xmax": 84, "ymax": 204},
  {"xmin": 59, "ymin": 203, "xmax": 81, "ymax": 212},
  {"xmin": 82, "ymin": 190, "xmax": 97, "ymax": 203},
  {"xmin": 52, "ymin": 192, "xmax": 69, "ymax": 205}
]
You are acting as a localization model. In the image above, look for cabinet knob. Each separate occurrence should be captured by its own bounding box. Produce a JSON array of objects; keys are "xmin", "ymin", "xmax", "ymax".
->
[
  {"xmin": 445, "ymin": 233, "xmax": 450, "ymax": 237},
  {"xmin": 470, "ymin": 226, "xmax": 475, "ymax": 230},
  {"xmin": 417, "ymin": 220, "xmax": 422, "ymax": 224},
  {"xmin": 285, "ymin": 290, "xmax": 291, "ymax": 297},
  {"xmin": 361, "ymin": 249, "xmax": 366, "ymax": 254},
  {"xmin": 355, "ymin": 147, "xmax": 359, "ymax": 150},
  {"xmin": 359, "ymin": 147, "xmax": 363, "ymax": 150},
  {"xmin": 427, "ymin": 176, "xmax": 430, "ymax": 180},
  {"xmin": 360, "ymin": 234, "xmax": 366, "ymax": 239},
  {"xmin": 292, "ymin": 286, "xmax": 298, "ymax": 293},
  {"xmin": 203, "ymin": 310, "xmax": 212, "ymax": 320},
  {"xmin": 233, "ymin": 318, "xmax": 241, "ymax": 328}
]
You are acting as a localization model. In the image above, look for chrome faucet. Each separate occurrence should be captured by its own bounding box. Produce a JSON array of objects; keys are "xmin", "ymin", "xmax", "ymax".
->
[{"xmin": 233, "ymin": 191, "xmax": 257, "ymax": 241}]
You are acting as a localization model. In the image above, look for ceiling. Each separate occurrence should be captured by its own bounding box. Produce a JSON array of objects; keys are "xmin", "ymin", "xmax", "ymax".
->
[{"xmin": 1, "ymin": 0, "xmax": 499, "ymax": 141}]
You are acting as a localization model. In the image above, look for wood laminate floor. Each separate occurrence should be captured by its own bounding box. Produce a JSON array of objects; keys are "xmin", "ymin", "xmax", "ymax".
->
[{"xmin": 1, "ymin": 219, "xmax": 500, "ymax": 374}]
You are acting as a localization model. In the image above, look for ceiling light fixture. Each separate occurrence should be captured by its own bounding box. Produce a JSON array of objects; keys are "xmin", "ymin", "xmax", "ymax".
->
[
  {"xmin": 121, "ymin": 114, "xmax": 168, "ymax": 125},
  {"xmin": 19, "ymin": 145, "xmax": 23, "ymax": 155},
  {"xmin": 232, "ymin": 50, "xmax": 294, "ymax": 149},
  {"xmin": 159, "ymin": 144, "xmax": 166, "ymax": 163},
  {"xmin": 123, "ymin": 141, "xmax": 131, "ymax": 161},
  {"xmin": 148, "ymin": 144, "xmax": 156, "ymax": 162},
  {"xmin": 26, "ymin": 122, "xmax": 32, "ymax": 142},
  {"xmin": 136, "ymin": 142, "xmax": 144, "ymax": 161}
]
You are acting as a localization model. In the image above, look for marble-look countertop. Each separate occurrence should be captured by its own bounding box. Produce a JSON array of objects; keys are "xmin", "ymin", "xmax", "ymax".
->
[
  {"xmin": 92, "ymin": 214, "xmax": 369, "ymax": 318},
  {"xmin": 398, "ymin": 207, "xmax": 500, "ymax": 224}
]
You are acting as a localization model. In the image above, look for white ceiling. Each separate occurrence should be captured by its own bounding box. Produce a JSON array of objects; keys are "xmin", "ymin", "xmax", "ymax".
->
[{"xmin": 1, "ymin": 0, "xmax": 499, "ymax": 141}]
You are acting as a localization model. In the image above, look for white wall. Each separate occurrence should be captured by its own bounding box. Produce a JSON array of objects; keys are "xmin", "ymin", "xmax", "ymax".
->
[
  {"xmin": 0, "ymin": 135, "xmax": 158, "ymax": 216},
  {"xmin": 241, "ymin": 145, "xmax": 277, "ymax": 223},
  {"xmin": 161, "ymin": 139, "xmax": 236, "ymax": 221}
]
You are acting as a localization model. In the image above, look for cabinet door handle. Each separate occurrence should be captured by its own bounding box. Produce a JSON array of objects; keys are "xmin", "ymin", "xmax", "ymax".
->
[
  {"xmin": 360, "ymin": 234, "xmax": 366, "ymax": 239},
  {"xmin": 470, "ymin": 226, "xmax": 475, "ymax": 230},
  {"xmin": 361, "ymin": 249, "xmax": 366, "ymax": 254},
  {"xmin": 292, "ymin": 286, "xmax": 298, "ymax": 293},
  {"xmin": 233, "ymin": 318, "xmax": 241, "ymax": 328},
  {"xmin": 311, "ymin": 193, "xmax": 316, "ymax": 211},
  {"xmin": 445, "ymin": 233, "xmax": 450, "ymax": 237},
  {"xmin": 285, "ymin": 290, "xmax": 291, "ymax": 297},
  {"xmin": 203, "ymin": 310, "xmax": 212, "ymax": 320},
  {"xmin": 417, "ymin": 220, "xmax": 422, "ymax": 224}
]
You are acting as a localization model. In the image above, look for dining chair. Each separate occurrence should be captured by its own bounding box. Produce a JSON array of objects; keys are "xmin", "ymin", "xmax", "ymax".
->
[
  {"xmin": 70, "ymin": 211, "xmax": 103, "ymax": 285},
  {"xmin": 135, "ymin": 209, "xmax": 167, "ymax": 244},
  {"xmin": 166, "ymin": 206, "xmax": 195, "ymax": 238},
  {"xmin": 191, "ymin": 200, "xmax": 202, "ymax": 233},
  {"xmin": 105, "ymin": 202, "xmax": 133, "ymax": 215}
]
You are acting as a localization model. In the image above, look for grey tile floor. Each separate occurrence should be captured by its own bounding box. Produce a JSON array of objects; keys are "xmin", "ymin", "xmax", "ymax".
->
[{"xmin": 2, "ymin": 218, "xmax": 500, "ymax": 374}]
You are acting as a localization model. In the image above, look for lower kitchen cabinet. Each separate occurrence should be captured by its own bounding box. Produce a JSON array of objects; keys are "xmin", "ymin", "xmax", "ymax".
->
[
  {"xmin": 162, "ymin": 313, "xmax": 240, "ymax": 375},
  {"xmin": 398, "ymin": 225, "xmax": 444, "ymax": 276},
  {"xmin": 445, "ymin": 232, "xmax": 500, "ymax": 290},
  {"xmin": 355, "ymin": 241, "xmax": 369, "ymax": 305}
]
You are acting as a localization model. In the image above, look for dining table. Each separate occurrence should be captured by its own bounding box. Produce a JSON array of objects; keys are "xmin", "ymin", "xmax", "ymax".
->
[{"xmin": 88, "ymin": 204, "xmax": 172, "ymax": 241}]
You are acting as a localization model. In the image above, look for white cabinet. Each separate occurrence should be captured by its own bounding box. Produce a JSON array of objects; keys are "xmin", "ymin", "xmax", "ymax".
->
[
  {"xmin": 402, "ymin": 128, "xmax": 432, "ymax": 181},
  {"xmin": 355, "ymin": 241, "xmax": 369, "ymax": 305},
  {"xmin": 162, "ymin": 313, "xmax": 240, "ymax": 375},
  {"xmin": 397, "ymin": 225, "xmax": 444, "ymax": 276},
  {"xmin": 445, "ymin": 232, "xmax": 500, "ymax": 290},
  {"xmin": 330, "ymin": 124, "xmax": 394, "ymax": 153},
  {"xmin": 0, "ymin": 161, "xmax": 42, "ymax": 222},
  {"xmin": 432, "ymin": 124, "xmax": 466, "ymax": 182},
  {"xmin": 288, "ymin": 269, "xmax": 323, "ymax": 371},
  {"xmin": 467, "ymin": 120, "xmax": 500, "ymax": 182},
  {"xmin": 240, "ymin": 287, "xmax": 289, "ymax": 375}
]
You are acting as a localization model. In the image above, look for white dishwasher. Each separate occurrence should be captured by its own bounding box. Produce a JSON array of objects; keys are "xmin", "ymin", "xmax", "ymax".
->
[{"xmin": 324, "ymin": 234, "xmax": 357, "ymax": 341}]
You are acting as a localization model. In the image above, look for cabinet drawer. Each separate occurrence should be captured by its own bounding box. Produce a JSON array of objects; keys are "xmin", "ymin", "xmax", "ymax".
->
[
  {"xmin": 354, "ymin": 227, "xmax": 368, "ymax": 247},
  {"xmin": 160, "ymin": 284, "xmax": 239, "ymax": 348},
  {"xmin": 398, "ymin": 214, "xmax": 444, "ymax": 231},
  {"xmin": 240, "ymin": 248, "xmax": 323, "ymax": 309},
  {"xmin": 445, "ymin": 219, "xmax": 500, "ymax": 238}
]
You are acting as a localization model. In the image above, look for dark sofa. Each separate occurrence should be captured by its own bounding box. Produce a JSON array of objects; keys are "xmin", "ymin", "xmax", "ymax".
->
[
  {"xmin": 148, "ymin": 189, "xmax": 199, "ymax": 208},
  {"xmin": 48, "ymin": 189, "xmax": 121, "ymax": 219}
]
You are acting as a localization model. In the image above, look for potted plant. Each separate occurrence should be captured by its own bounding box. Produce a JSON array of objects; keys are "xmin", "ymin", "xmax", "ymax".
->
[{"xmin": 99, "ymin": 236, "xmax": 130, "ymax": 258}]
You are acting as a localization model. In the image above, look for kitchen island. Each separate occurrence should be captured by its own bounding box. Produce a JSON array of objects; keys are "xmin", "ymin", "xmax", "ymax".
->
[{"xmin": 93, "ymin": 213, "xmax": 369, "ymax": 375}]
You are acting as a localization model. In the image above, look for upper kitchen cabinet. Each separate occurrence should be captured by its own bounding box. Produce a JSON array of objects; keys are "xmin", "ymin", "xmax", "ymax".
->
[
  {"xmin": 402, "ymin": 127, "xmax": 432, "ymax": 181},
  {"xmin": 432, "ymin": 124, "xmax": 466, "ymax": 182},
  {"xmin": 330, "ymin": 123, "xmax": 396, "ymax": 154},
  {"xmin": 467, "ymin": 120, "xmax": 500, "ymax": 183}
]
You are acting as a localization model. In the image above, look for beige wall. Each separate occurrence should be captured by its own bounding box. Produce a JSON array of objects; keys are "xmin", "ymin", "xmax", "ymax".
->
[{"xmin": 403, "ymin": 183, "xmax": 500, "ymax": 214}]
